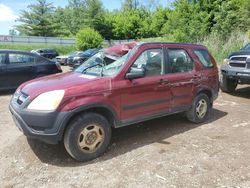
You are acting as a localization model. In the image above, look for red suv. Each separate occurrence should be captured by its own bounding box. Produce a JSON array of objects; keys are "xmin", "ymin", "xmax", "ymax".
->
[{"xmin": 10, "ymin": 43, "xmax": 219, "ymax": 161}]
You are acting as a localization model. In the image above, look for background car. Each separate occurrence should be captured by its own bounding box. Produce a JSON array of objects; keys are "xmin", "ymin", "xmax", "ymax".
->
[
  {"xmin": 0, "ymin": 50, "xmax": 62, "ymax": 91},
  {"xmin": 31, "ymin": 48, "xmax": 59, "ymax": 59},
  {"xmin": 220, "ymin": 43, "xmax": 250, "ymax": 92},
  {"xmin": 55, "ymin": 55, "xmax": 68, "ymax": 65},
  {"xmin": 67, "ymin": 48, "xmax": 99, "ymax": 69},
  {"xmin": 56, "ymin": 51, "xmax": 83, "ymax": 66}
]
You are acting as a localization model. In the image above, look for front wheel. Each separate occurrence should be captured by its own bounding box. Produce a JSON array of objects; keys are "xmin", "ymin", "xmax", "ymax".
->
[
  {"xmin": 186, "ymin": 93, "xmax": 211, "ymax": 123},
  {"xmin": 64, "ymin": 113, "xmax": 111, "ymax": 162},
  {"xmin": 220, "ymin": 75, "xmax": 237, "ymax": 93}
]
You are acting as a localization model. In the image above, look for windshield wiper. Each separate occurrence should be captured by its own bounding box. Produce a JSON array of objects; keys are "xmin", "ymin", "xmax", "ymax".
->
[{"xmin": 81, "ymin": 63, "xmax": 104, "ymax": 74}]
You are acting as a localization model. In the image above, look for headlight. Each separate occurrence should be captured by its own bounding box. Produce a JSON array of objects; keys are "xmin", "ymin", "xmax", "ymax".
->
[
  {"xmin": 27, "ymin": 90, "xmax": 65, "ymax": 111},
  {"xmin": 224, "ymin": 58, "xmax": 230, "ymax": 64}
]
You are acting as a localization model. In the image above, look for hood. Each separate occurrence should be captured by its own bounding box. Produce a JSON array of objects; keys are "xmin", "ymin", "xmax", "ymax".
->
[
  {"xmin": 229, "ymin": 51, "xmax": 250, "ymax": 58},
  {"xmin": 19, "ymin": 72, "xmax": 111, "ymax": 99}
]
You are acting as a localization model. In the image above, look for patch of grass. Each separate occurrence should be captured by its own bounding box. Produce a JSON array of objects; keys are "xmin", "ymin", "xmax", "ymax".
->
[
  {"xmin": 0, "ymin": 44, "xmax": 76, "ymax": 55},
  {"xmin": 201, "ymin": 32, "xmax": 249, "ymax": 64}
]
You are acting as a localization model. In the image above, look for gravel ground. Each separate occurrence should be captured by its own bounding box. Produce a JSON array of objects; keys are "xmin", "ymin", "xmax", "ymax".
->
[{"xmin": 0, "ymin": 66, "xmax": 250, "ymax": 187}]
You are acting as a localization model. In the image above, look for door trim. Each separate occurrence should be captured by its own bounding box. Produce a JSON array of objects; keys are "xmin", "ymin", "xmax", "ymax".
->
[
  {"xmin": 117, "ymin": 105, "xmax": 190, "ymax": 128},
  {"xmin": 122, "ymin": 98, "xmax": 171, "ymax": 111}
]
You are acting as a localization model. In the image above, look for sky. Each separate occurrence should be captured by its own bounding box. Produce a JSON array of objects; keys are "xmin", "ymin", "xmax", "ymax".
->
[{"xmin": 0, "ymin": 0, "xmax": 170, "ymax": 35}]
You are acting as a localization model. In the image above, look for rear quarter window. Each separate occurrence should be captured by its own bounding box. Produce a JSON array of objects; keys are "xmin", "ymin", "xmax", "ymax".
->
[{"xmin": 193, "ymin": 49, "xmax": 214, "ymax": 68}]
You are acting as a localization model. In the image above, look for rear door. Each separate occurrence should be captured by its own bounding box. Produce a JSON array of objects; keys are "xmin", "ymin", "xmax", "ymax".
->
[
  {"xmin": 165, "ymin": 48, "xmax": 196, "ymax": 109},
  {"xmin": 5, "ymin": 52, "xmax": 36, "ymax": 88}
]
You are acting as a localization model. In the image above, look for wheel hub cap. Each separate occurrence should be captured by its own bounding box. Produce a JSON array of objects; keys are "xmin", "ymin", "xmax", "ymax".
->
[
  {"xmin": 196, "ymin": 99, "xmax": 208, "ymax": 119},
  {"xmin": 86, "ymin": 131, "xmax": 98, "ymax": 145},
  {"xmin": 78, "ymin": 124, "xmax": 104, "ymax": 153}
]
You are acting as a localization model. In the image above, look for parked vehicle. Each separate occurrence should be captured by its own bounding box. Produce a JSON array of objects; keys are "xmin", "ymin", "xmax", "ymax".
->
[
  {"xmin": 10, "ymin": 43, "xmax": 219, "ymax": 162},
  {"xmin": 0, "ymin": 50, "xmax": 62, "ymax": 91},
  {"xmin": 55, "ymin": 51, "xmax": 84, "ymax": 66},
  {"xmin": 31, "ymin": 48, "xmax": 59, "ymax": 59},
  {"xmin": 55, "ymin": 55, "xmax": 69, "ymax": 65},
  {"xmin": 220, "ymin": 43, "xmax": 250, "ymax": 92},
  {"xmin": 67, "ymin": 49, "xmax": 99, "ymax": 68}
]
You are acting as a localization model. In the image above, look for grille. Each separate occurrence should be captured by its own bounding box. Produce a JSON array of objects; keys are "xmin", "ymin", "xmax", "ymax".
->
[
  {"xmin": 230, "ymin": 57, "xmax": 247, "ymax": 62},
  {"xmin": 229, "ymin": 62, "xmax": 246, "ymax": 68},
  {"xmin": 247, "ymin": 62, "xmax": 250, "ymax": 69}
]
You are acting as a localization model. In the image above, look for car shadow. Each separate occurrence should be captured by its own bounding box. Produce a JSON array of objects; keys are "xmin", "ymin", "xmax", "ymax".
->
[
  {"xmin": 231, "ymin": 86, "xmax": 250, "ymax": 99},
  {"xmin": 27, "ymin": 108, "xmax": 227, "ymax": 167}
]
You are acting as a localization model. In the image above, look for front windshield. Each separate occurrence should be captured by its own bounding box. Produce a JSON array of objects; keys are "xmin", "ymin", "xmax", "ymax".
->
[
  {"xmin": 75, "ymin": 51, "xmax": 117, "ymax": 73},
  {"xmin": 74, "ymin": 46, "xmax": 137, "ymax": 76},
  {"xmin": 242, "ymin": 43, "xmax": 250, "ymax": 51}
]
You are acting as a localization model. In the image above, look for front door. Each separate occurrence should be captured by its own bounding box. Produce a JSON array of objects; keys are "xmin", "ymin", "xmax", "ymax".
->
[
  {"xmin": 5, "ymin": 52, "xmax": 36, "ymax": 88},
  {"xmin": 120, "ymin": 47, "xmax": 172, "ymax": 121}
]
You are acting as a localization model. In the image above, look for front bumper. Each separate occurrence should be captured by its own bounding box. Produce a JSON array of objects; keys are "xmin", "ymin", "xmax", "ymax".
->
[
  {"xmin": 9, "ymin": 98, "xmax": 69, "ymax": 144},
  {"xmin": 221, "ymin": 64, "xmax": 250, "ymax": 84}
]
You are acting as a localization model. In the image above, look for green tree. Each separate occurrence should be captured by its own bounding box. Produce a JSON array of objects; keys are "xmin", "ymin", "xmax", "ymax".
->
[
  {"xmin": 76, "ymin": 28, "xmax": 104, "ymax": 50},
  {"xmin": 16, "ymin": 0, "xmax": 57, "ymax": 36}
]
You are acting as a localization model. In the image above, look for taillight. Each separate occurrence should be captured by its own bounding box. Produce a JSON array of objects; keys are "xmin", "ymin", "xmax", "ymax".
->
[{"xmin": 55, "ymin": 62, "xmax": 62, "ymax": 71}]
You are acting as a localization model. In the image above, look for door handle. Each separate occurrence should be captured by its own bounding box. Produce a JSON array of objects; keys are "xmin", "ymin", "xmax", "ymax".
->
[
  {"xmin": 158, "ymin": 79, "xmax": 169, "ymax": 85},
  {"xmin": 193, "ymin": 74, "xmax": 200, "ymax": 78},
  {"xmin": 191, "ymin": 76, "xmax": 200, "ymax": 83}
]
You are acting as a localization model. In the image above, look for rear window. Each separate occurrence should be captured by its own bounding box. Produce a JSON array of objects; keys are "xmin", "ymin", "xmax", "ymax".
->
[{"xmin": 193, "ymin": 49, "xmax": 213, "ymax": 68}]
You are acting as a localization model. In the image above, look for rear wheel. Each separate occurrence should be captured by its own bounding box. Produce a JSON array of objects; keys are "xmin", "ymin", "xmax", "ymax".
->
[
  {"xmin": 64, "ymin": 113, "xmax": 111, "ymax": 162},
  {"xmin": 186, "ymin": 93, "xmax": 211, "ymax": 123},
  {"xmin": 220, "ymin": 75, "xmax": 237, "ymax": 93}
]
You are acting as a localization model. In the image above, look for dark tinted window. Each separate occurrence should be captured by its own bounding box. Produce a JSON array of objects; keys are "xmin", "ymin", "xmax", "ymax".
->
[
  {"xmin": 9, "ymin": 53, "xmax": 35, "ymax": 64},
  {"xmin": 0, "ymin": 53, "xmax": 6, "ymax": 64},
  {"xmin": 36, "ymin": 56, "xmax": 46, "ymax": 63},
  {"xmin": 168, "ymin": 49, "xmax": 193, "ymax": 73},
  {"xmin": 194, "ymin": 49, "xmax": 213, "ymax": 68},
  {"xmin": 242, "ymin": 43, "xmax": 250, "ymax": 51},
  {"xmin": 132, "ymin": 48, "xmax": 163, "ymax": 76}
]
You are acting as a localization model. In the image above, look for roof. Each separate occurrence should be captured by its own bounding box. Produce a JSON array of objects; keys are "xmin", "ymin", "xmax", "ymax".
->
[
  {"xmin": 138, "ymin": 42, "xmax": 206, "ymax": 48},
  {"xmin": 0, "ymin": 49, "xmax": 32, "ymax": 53}
]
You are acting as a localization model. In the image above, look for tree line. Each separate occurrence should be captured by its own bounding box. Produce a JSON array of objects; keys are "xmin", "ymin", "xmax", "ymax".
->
[{"xmin": 15, "ymin": 0, "xmax": 250, "ymax": 43}]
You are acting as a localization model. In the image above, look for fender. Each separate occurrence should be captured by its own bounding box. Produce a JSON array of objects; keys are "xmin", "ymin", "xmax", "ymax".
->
[
  {"xmin": 193, "ymin": 85, "xmax": 215, "ymax": 103},
  {"xmin": 56, "ymin": 102, "xmax": 119, "ymax": 141}
]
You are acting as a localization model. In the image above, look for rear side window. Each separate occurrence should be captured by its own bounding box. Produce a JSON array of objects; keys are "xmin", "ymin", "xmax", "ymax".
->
[
  {"xmin": 168, "ymin": 48, "xmax": 193, "ymax": 73},
  {"xmin": 9, "ymin": 53, "xmax": 35, "ymax": 64},
  {"xmin": 193, "ymin": 49, "xmax": 213, "ymax": 68}
]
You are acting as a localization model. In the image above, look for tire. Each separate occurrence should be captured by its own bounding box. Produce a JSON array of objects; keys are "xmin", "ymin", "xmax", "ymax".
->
[
  {"xmin": 64, "ymin": 113, "xmax": 111, "ymax": 162},
  {"xmin": 220, "ymin": 75, "xmax": 237, "ymax": 93},
  {"xmin": 186, "ymin": 93, "xmax": 211, "ymax": 123}
]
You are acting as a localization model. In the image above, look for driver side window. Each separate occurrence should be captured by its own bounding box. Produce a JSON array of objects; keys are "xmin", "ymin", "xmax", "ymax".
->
[{"xmin": 132, "ymin": 48, "xmax": 163, "ymax": 77}]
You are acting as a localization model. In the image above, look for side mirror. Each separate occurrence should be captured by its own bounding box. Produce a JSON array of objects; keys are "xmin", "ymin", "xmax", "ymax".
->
[{"xmin": 125, "ymin": 67, "xmax": 145, "ymax": 80}]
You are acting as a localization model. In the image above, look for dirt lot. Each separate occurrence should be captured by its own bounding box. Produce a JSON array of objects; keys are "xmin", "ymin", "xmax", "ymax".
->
[{"xmin": 0, "ymin": 67, "xmax": 250, "ymax": 187}]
